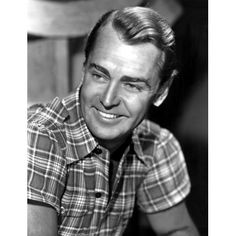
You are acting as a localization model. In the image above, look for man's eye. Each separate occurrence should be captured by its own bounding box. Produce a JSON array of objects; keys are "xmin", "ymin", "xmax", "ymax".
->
[
  {"xmin": 92, "ymin": 73, "xmax": 101, "ymax": 79},
  {"xmin": 124, "ymin": 83, "xmax": 142, "ymax": 92},
  {"xmin": 92, "ymin": 73, "xmax": 106, "ymax": 81}
]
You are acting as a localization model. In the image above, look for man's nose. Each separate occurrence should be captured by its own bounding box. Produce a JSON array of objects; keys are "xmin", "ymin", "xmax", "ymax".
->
[{"xmin": 100, "ymin": 82, "xmax": 120, "ymax": 108}]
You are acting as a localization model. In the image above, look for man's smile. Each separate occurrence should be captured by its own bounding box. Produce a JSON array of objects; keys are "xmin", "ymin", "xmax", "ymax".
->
[
  {"xmin": 93, "ymin": 107, "xmax": 124, "ymax": 122},
  {"xmin": 97, "ymin": 110, "xmax": 120, "ymax": 119}
]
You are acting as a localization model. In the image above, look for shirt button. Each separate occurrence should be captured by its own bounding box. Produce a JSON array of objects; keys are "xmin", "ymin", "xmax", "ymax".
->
[
  {"xmin": 95, "ymin": 192, "xmax": 102, "ymax": 198},
  {"xmin": 94, "ymin": 148, "xmax": 102, "ymax": 155}
]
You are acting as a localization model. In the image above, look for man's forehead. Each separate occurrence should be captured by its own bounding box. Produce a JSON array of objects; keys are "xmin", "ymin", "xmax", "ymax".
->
[
  {"xmin": 92, "ymin": 26, "xmax": 161, "ymax": 59},
  {"xmin": 92, "ymin": 23, "xmax": 164, "ymax": 63}
]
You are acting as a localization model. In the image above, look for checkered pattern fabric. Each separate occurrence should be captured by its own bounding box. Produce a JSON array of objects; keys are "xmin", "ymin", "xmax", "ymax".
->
[{"xmin": 27, "ymin": 88, "xmax": 191, "ymax": 236}]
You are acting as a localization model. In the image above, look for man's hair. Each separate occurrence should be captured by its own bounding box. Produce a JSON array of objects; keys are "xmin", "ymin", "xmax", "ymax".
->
[{"xmin": 84, "ymin": 6, "xmax": 177, "ymax": 93}]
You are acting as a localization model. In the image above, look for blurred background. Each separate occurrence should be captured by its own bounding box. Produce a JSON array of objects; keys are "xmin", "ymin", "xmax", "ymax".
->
[{"xmin": 28, "ymin": 0, "xmax": 208, "ymax": 235}]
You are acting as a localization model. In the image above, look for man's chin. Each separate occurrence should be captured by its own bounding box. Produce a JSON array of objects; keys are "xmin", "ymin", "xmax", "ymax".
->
[
  {"xmin": 91, "ymin": 128, "xmax": 128, "ymax": 145},
  {"xmin": 93, "ymin": 131, "xmax": 122, "ymax": 142}
]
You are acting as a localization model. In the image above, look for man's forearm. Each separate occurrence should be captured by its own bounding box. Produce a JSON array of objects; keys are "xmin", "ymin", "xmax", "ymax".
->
[{"xmin": 158, "ymin": 225, "xmax": 200, "ymax": 236}]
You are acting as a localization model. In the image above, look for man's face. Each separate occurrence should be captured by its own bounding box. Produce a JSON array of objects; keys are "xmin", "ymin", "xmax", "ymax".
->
[{"xmin": 80, "ymin": 24, "xmax": 164, "ymax": 150}]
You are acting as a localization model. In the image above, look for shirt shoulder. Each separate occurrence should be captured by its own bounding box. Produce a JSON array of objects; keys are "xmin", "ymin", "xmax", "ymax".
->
[
  {"xmin": 28, "ymin": 97, "xmax": 70, "ymax": 151},
  {"xmin": 28, "ymin": 97, "xmax": 69, "ymax": 128},
  {"xmin": 134, "ymin": 119, "xmax": 179, "ymax": 166}
]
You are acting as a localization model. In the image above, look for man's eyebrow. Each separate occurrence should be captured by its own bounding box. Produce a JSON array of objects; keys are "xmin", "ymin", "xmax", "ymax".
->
[
  {"xmin": 89, "ymin": 63, "xmax": 110, "ymax": 77},
  {"xmin": 88, "ymin": 63, "xmax": 152, "ymax": 88}
]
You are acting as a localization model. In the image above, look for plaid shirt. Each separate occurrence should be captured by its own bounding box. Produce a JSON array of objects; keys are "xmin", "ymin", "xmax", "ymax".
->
[{"xmin": 27, "ymin": 88, "xmax": 191, "ymax": 236}]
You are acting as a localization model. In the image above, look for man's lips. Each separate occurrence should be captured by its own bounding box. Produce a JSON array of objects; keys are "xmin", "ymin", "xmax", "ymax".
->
[
  {"xmin": 93, "ymin": 107, "xmax": 126, "ymax": 120},
  {"xmin": 97, "ymin": 110, "xmax": 120, "ymax": 119}
]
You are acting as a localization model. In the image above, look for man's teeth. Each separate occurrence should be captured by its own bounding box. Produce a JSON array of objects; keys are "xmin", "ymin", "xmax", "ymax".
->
[{"xmin": 98, "ymin": 110, "xmax": 118, "ymax": 119}]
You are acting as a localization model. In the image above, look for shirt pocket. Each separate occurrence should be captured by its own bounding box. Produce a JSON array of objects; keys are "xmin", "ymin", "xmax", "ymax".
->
[{"xmin": 60, "ymin": 188, "xmax": 95, "ymax": 218}]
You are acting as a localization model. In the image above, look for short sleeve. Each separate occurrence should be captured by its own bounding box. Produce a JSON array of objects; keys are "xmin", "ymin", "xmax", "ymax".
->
[
  {"xmin": 27, "ymin": 123, "xmax": 67, "ymax": 214},
  {"xmin": 137, "ymin": 132, "xmax": 191, "ymax": 213}
]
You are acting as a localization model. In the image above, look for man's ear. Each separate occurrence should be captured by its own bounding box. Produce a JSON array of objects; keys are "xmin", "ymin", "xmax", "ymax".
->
[
  {"xmin": 77, "ymin": 66, "xmax": 85, "ymax": 88},
  {"xmin": 153, "ymin": 87, "xmax": 169, "ymax": 107}
]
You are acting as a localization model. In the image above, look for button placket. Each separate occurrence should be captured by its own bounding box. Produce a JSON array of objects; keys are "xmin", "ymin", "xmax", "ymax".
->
[
  {"xmin": 83, "ymin": 157, "xmax": 96, "ymax": 213},
  {"xmin": 104, "ymin": 145, "xmax": 130, "ymax": 215},
  {"xmin": 111, "ymin": 145, "xmax": 131, "ymax": 195},
  {"xmin": 93, "ymin": 148, "xmax": 110, "ymax": 207}
]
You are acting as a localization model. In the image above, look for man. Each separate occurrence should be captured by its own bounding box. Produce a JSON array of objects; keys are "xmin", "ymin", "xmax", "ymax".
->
[{"xmin": 28, "ymin": 6, "xmax": 199, "ymax": 236}]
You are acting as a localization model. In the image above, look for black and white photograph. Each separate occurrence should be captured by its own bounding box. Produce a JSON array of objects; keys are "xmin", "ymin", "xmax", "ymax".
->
[{"xmin": 26, "ymin": 0, "xmax": 209, "ymax": 235}]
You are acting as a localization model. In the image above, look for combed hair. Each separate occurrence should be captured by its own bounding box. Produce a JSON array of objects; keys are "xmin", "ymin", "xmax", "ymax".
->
[{"xmin": 84, "ymin": 7, "xmax": 178, "ymax": 92}]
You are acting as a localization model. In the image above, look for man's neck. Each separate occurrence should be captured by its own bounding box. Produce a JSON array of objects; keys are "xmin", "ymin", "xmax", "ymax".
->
[{"xmin": 98, "ymin": 134, "xmax": 132, "ymax": 156}]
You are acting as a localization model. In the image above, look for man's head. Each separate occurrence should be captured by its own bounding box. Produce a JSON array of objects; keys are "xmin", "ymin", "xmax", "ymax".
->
[
  {"xmin": 84, "ymin": 6, "xmax": 177, "ymax": 99},
  {"xmin": 80, "ymin": 7, "xmax": 177, "ymax": 151}
]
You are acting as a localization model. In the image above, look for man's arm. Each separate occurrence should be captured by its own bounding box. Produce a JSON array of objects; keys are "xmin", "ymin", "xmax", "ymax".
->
[
  {"xmin": 146, "ymin": 202, "xmax": 199, "ymax": 236},
  {"xmin": 28, "ymin": 203, "xmax": 58, "ymax": 236}
]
